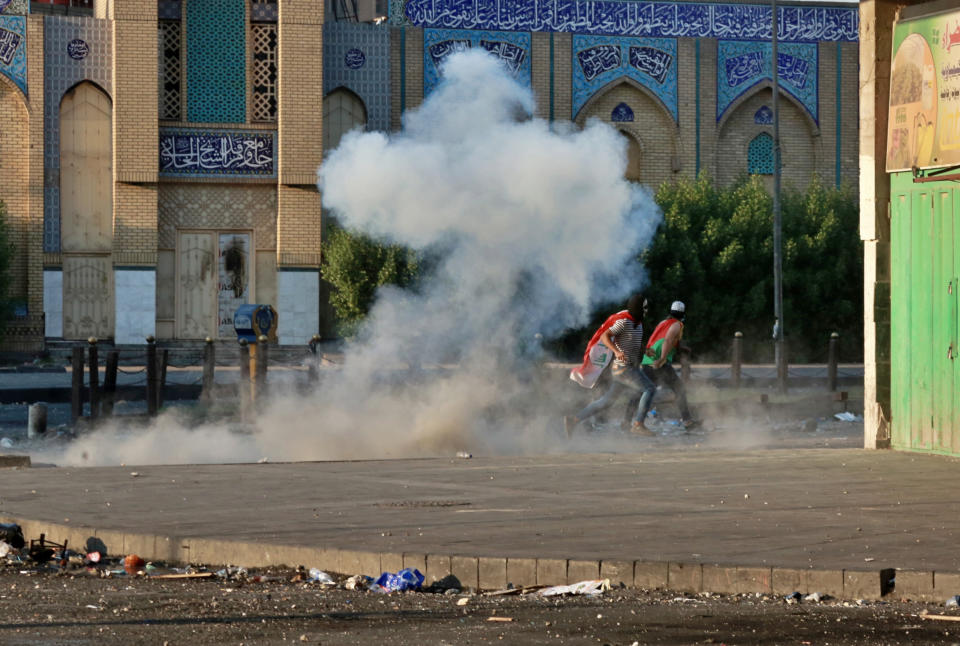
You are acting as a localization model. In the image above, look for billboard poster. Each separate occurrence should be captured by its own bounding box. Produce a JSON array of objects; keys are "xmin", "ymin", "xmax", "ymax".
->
[{"xmin": 887, "ymin": 9, "xmax": 960, "ymax": 172}]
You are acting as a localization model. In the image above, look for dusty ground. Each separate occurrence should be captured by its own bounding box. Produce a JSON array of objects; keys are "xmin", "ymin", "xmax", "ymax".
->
[{"xmin": 0, "ymin": 564, "xmax": 956, "ymax": 646}]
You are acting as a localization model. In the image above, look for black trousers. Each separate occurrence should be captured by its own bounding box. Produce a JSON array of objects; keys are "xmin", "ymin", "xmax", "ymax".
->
[{"xmin": 623, "ymin": 364, "xmax": 692, "ymax": 424}]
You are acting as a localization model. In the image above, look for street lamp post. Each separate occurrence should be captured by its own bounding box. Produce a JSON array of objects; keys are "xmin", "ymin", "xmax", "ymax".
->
[{"xmin": 771, "ymin": 0, "xmax": 786, "ymax": 393}]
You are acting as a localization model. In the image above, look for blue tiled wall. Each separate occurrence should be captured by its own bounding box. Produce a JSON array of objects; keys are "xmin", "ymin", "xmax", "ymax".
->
[
  {"xmin": 187, "ymin": 0, "xmax": 246, "ymax": 123},
  {"xmin": 323, "ymin": 22, "xmax": 391, "ymax": 132},
  {"xmin": 43, "ymin": 16, "xmax": 112, "ymax": 253}
]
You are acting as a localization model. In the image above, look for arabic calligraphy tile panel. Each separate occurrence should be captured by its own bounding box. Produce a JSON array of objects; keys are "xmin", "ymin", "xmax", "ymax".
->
[
  {"xmin": 423, "ymin": 28, "xmax": 531, "ymax": 96},
  {"xmin": 323, "ymin": 22, "xmax": 391, "ymax": 132},
  {"xmin": 0, "ymin": 16, "xmax": 26, "ymax": 95},
  {"xmin": 716, "ymin": 40, "xmax": 817, "ymax": 124},
  {"xmin": 186, "ymin": 0, "xmax": 246, "ymax": 123},
  {"xmin": 159, "ymin": 128, "xmax": 277, "ymax": 178},
  {"xmin": 397, "ymin": 1, "xmax": 858, "ymax": 43},
  {"xmin": 572, "ymin": 34, "xmax": 677, "ymax": 122},
  {"xmin": 158, "ymin": 184, "xmax": 277, "ymax": 251},
  {"xmin": 43, "ymin": 16, "xmax": 113, "ymax": 253}
]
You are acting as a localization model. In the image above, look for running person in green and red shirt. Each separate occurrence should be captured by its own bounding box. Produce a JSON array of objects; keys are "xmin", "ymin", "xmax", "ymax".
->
[{"xmin": 636, "ymin": 301, "xmax": 700, "ymax": 430}]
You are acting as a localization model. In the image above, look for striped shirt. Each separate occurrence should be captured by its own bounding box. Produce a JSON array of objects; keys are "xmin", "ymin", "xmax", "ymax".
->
[{"xmin": 607, "ymin": 318, "xmax": 644, "ymax": 366}]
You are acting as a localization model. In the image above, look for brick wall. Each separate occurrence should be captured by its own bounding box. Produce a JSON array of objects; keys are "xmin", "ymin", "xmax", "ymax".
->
[
  {"xmin": 277, "ymin": 184, "xmax": 321, "ymax": 267},
  {"xmin": 112, "ymin": 0, "xmax": 158, "ymax": 263}
]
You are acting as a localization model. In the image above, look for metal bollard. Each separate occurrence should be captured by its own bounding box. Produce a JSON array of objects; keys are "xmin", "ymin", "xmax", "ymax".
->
[
  {"xmin": 87, "ymin": 337, "xmax": 99, "ymax": 420},
  {"xmin": 255, "ymin": 334, "xmax": 269, "ymax": 402},
  {"xmin": 70, "ymin": 346, "xmax": 84, "ymax": 423},
  {"xmin": 202, "ymin": 337, "xmax": 215, "ymax": 401},
  {"xmin": 238, "ymin": 338, "xmax": 251, "ymax": 417},
  {"xmin": 827, "ymin": 332, "xmax": 839, "ymax": 392},
  {"xmin": 146, "ymin": 336, "xmax": 158, "ymax": 417},
  {"xmin": 731, "ymin": 331, "xmax": 743, "ymax": 389},
  {"xmin": 28, "ymin": 403, "xmax": 47, "ymax": 439},
  {"xmin": 308, "ymin": 334, "xmax": 321, "ymax": 385},
  {"xmin": 102, "ymin": 351, "xmax": 119, "ymax": 417}
]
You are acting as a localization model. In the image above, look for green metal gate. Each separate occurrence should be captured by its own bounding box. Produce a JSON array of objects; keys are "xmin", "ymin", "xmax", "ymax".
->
[{"xmin": 889, "ymin": 173, "xmax": 960, "ymax": 455}]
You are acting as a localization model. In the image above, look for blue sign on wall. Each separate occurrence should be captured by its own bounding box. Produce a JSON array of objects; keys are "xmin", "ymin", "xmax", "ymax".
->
[
  {"xmin": 159, "ymin": 129, "xmax": 277, "ymax": 178},
  {"xmin": 423, "ymin": 28, "xmax": 531, "ymax": 96},
  {"xmin": 717, "ymin": 40, "xmax": 818, "ymax": 124},
  {"xmin": 572, "ymin": 34, "xmax": 678, "ymax": 122},
  {"xmin": 400, "ymin": 1, "xmax": 858, "ymax": 42}
]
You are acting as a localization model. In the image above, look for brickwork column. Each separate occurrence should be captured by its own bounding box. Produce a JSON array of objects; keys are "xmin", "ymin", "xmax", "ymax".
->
[
  {"xmin": 111, "ymin": 0, "xmax": 158, "ymax": 343},
  {"xmin": 276, "ymin": 0, "xmax": 323, "ymax": 344},
  {"xmin": 111, "ymin": 0, "xmax": 158, "ymax": 263},
  {"xmin": 859, "ymin": 0, "xmax": 905, "ymax": 448}
]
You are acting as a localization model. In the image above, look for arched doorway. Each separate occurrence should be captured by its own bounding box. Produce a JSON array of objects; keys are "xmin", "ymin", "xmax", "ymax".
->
[
  {"xmin": 60, "ymin": 81, "xmax": 114, "ymax": 340},
  {"xmin": 323, "ymin": 87, "xmax": 368, "ymax": 154}
]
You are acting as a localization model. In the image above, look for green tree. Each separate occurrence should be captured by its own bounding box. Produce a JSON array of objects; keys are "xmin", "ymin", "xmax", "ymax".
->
[
  {"xmin": 321, "ymin": 222, "xmax": 419, "ymax": 336},
  {"xmin": 643, "ymin": 173, "xmax": 862, "ymax": 362}
]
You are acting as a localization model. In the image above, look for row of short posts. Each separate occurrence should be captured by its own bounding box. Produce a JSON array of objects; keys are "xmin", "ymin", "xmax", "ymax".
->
[
  {"xmin": 729, "ymin": 331, "xmax": 841, "ymax": 391},
  {"xmin": 70, "ymin": 337, "xmax": 169, "ymax": 424}
]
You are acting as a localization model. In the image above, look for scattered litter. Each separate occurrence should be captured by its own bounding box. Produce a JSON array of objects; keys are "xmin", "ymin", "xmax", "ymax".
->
[
  {"xmin": 834, "ymin": 412, "xmax": 863, "ymax": 422},
  {"xmin": 0, "ymin": 437, "xmax": 13, "ymax": 448},
  {"xmin": 539, "ymin": 579, "xmax": 610, "ymax": 597},
  {"xmin": 150, "ymin": 572, "xmax": 215, "ymax": 580},
  {"xmin": 0, "ymin": 541, "xmax": 12, "ymax": 558},
  {"xmin": 921, "ymin": 613, "xmax": 960, "ymax": 622},
  {"xmin": 123, "ymin": 554, "xmax": 145, "ymax": 575},
  {"xmin": 307, "ymin": 568, "xmax": 336, "ymax": 585},
  {"xmin": 804, "ymin": 592, "xmax": 823, "ymax": 602},
  {"xmin": 0, "ymin": 523, "xmax": 25, "ymax": 548},
  {"xmin": 85, "ymin": 605, "xmax": 100, "ymax": 610},
  {"xmin": 487, "ymin": 616, "xmax": 513, "ymax": 622},
  {"xmin": 864, "ymin": 557, "xmax": 875, "ymax": 562},
  {"xmin": 456, "ymin": 451, "xmax": 472, "ymax": 459},
  {"xmin": 86, "ymin": 552, "xmax": 101, "ymax": 564},
  {"xmin": 784, "ymin": 591, "xmax": 801, "ymax": 604},
  {"xmin": 375, "ymin": 568, "xmax": 424, "ymax": 592},
  {"xmin": 130, "ymin": 472, "xmax": 140, "ymax": 478},
  {"xmin": 946, "ymin": 595, "xmax": 960, "ymax": 607},
  {"xmin": 344, "ymin": 574, "xmax": 373, "ymax": 591},
  {"xmin": 456, "ymin": 597, "xmax": 470, "ymax": 606}
]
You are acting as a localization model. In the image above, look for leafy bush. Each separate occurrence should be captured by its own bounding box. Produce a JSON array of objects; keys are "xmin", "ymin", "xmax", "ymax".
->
[
  {"xmin": 643, "ymin": 173, "xmax": 862, "ymax": 362},
  {"xmin": 321, "ymin": 222, "xmax": 420, "ymax": 337}
]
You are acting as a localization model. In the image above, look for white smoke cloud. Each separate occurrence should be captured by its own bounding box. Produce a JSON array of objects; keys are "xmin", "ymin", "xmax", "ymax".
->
[{"xmin": 38, "ymin": 49, "xmax": 663, "ymax": 467}]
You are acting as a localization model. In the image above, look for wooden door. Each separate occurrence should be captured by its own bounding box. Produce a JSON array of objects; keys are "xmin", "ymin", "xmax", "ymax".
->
[
  {"xmin": 176, "ymin": 232, "xmax": 216, "ymax": 339},
  {"xmin": 62, "ymin": 255, "xmax": 114, "ymax": 340}
]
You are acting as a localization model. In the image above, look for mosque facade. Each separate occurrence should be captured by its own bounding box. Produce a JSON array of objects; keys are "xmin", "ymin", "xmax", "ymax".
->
[{"xmin": 0, "ymin": 0, "xmax": 858, "ymax": 351}]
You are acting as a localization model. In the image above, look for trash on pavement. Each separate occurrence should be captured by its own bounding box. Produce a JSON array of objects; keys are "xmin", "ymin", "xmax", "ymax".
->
[
  {"xmin": 124, "ymin": 554, "xmax": 146, "ymax": 575},
  {"xmin": 0, "ymin": 523, "xmax": 25, "ymax": 549},
  {"xmin": 375, "ymin": 568, "xmax": 424, "ymax": 592},
  {"xmin": 344, "ymin": 574, "xmax": 374, "ymax": 591},
  {"xmin": 539, "ymin": 579, "xmax": 611, "ymax": 597},
  {"xmin": 308, "ymin": 568, "xmax": 336, "ymax": 585},
  {"xmin": 804, "ymin": 592, "xmax": 823, "ymax": 602},
  {"xmin": 834, "ymin": 412, "xmax": 863, "ymax": 422},
  {"xmin": 456, "ymin": 597, "xmax": 470, "ymax": 606},
  {"xmin": 946, "ymin": 595, "xmax": 960, "ymax": 607},
  {"xmin": 0, "ymin": 437, "xmax": 13, "ymax": 449},
  {"xmin": 784, "ymin": 591, "xmax": 802, "ymax": 604}
]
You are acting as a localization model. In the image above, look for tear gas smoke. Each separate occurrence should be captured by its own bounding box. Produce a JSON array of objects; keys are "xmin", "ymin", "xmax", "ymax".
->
[{"xmin": 41, "ymin": 50, "xmax": 663, "ymax": 466}]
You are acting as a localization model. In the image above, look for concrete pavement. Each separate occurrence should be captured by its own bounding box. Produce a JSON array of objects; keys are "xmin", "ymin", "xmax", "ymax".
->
[{"xmin": 0, "ymin": 447, "xmax": 957, "ymax": 601}]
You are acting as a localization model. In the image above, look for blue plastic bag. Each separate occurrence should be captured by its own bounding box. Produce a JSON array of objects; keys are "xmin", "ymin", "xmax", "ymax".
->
[{"xmin": 375, "ymin": 567, "xmax": 425, "ymax": 592}]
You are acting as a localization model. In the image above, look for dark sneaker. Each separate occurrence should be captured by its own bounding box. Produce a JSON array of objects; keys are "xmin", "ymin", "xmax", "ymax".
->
[
  {"xmin": 564, "ymin": 416, "xmax": 577, "ymax": 439},
  {"xmin": 682, "ymin": 419, "xmax": 701, "ymax": 430},
  {"xmin": 630, "ymin": 422, "xmax": 656, "ymax": 437}
]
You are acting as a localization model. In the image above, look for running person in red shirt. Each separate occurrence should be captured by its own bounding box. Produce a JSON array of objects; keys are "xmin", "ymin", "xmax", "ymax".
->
[{"xmin": 636, "ymin": 301, "xmax": 700, "ymax": 429}]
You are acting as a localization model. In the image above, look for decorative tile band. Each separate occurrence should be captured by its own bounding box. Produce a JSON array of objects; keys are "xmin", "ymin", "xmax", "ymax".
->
[
  {"xmin": 159, "ymin": 128, "xmax": 277, "ymax": 178},
  {"xmin": 400, "ymin": 1, "xmax": 858, "ymax": 43},
  {"xmin": 572, "ymin": 34, "xmax": 677, "ymax": 121},
  {"xmin": 0, "ymin": 15, "xmax": 26, "ymax": 95},
  {"xmin": 716, "ymin": 40, "xmax": 818, "ymax": 123},
  {"xmin": 186, "ymin": 0, "xmax": 246, "ymax": 123},
  {"xmin": 424, "ymin": 28, "xmax": 531, "ymax": 96}
]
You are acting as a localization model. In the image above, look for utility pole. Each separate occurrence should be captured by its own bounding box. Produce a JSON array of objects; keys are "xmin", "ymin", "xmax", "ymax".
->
[{"xmin": 772, "ymin": 0, "xmax": 786, "ymax": 393}]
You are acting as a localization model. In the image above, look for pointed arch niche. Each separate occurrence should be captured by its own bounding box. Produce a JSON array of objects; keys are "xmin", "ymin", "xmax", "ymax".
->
[
  {"xmin": 323, "ymin": 87, "xmax": 368, "ymax": 155},
  {"xmin": 716, "ymin": 85, "xmax": 821, "ymax": 189},
  {"xmin": 575, "ymin": 79, "xmax": 678, "ymax": 188}
]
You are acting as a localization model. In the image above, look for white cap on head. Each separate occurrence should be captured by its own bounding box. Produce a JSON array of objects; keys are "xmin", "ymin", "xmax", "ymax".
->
[{"xmin": 670, "ymin": 301, "xmax": 685, "ymax": 313}]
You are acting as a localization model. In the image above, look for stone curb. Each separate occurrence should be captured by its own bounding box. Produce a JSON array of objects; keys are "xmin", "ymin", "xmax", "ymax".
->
[{"xmin": 2, "ymin": 516, "xmax": 953, "ymax": 602}]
